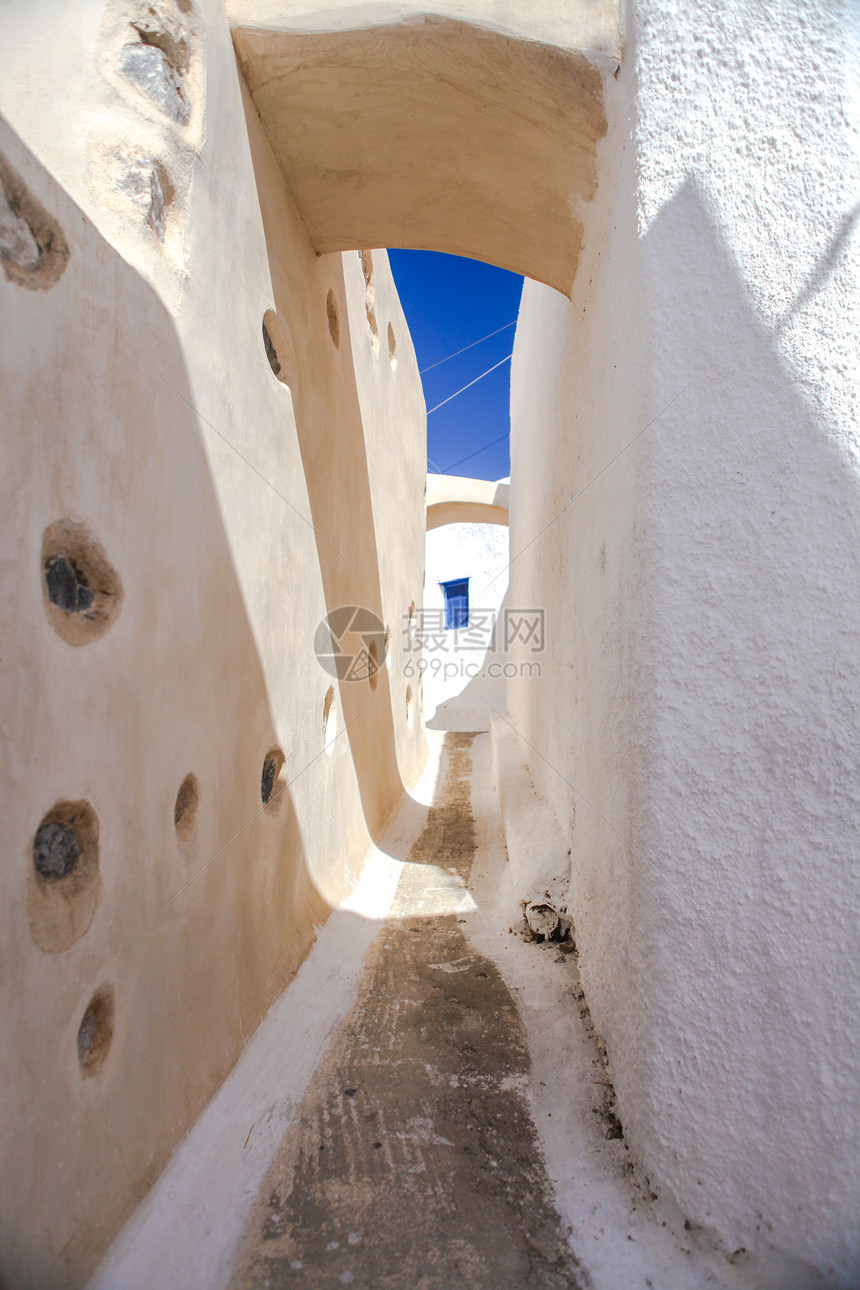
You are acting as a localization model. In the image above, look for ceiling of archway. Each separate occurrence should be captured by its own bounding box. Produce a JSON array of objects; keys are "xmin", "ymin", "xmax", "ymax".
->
[{"xmin": 231, "ymin": 9, "xmax": 615, "ymax": 295}]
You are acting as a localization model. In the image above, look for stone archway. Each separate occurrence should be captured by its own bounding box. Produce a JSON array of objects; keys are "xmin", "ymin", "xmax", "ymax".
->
[
  {"xmin": 230, "ymin": 3, "xmax": 616, "ymax": 295},
  {"xmin": 426, "ymin": 473, "xmax": 509, "ymax": 530}
]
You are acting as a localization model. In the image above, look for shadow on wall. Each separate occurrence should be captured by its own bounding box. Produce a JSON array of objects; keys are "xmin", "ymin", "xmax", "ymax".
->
[
  {"xmin": 634, "ymin": 175, "xmax": 860, "ymax": 1280},
  {"xmin": 0, "ymin": 123, "xmax": 330, "ymax": 1289},
  {"xmin": 507, "ymin": 174, "xmax": 860, "ymax": 1281}
]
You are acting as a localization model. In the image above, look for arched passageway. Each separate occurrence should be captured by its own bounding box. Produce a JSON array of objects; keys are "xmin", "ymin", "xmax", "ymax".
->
[
  {"xmin": 233, "ymin": 1, "xmax": 607, "ymax": 861},
  {"xmin": 230, "ymin": 3, "xmax": 615, "ymax": 294},
  {"xmin": 426, "ymin": 473, "xmax": 509, "ymax": 530}
]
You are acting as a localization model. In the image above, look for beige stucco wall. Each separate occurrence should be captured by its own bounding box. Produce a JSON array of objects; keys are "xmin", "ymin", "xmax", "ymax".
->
[
  {"xmin": 230, "ymin": 3, "xmax": 615, "ymax": 293},
  {"xmin": 0, "ymin": 2, "xmax": 425, "ymax": 1284}
]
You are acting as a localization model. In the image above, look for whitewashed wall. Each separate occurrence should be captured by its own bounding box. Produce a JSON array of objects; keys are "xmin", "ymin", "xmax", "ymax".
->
[
  {"xmin": 508, "ymin": 0, "xmax": 860, "ymax": 1283},
  {"xmin": 421, "ymin": 519, "xmax": 509, "ymax": 729}
]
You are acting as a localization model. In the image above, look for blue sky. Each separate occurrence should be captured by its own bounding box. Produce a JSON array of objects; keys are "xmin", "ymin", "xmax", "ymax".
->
[{"xmin": 388, "ymin": 251, "xmax": 523, "ymax": 482}]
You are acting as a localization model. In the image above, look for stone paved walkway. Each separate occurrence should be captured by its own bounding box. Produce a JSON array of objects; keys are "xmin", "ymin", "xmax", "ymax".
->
[{"xmin": 229, "ymin": 733, "xmax": 583, "ymax": 1289}]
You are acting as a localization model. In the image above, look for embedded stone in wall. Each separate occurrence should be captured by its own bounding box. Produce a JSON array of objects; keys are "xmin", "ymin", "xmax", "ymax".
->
[
  {"xmin": 358, "ymin": 250, "xmax": 379, "ymax": 354},
  {"xmin": 326, "ymin": 289, "xmax": 340, "ymax": 347},
  {"xmin": 41, "ymin": 519, "xmax": 124, "ymax": 646},
  {"xmin": 33, "ymin": 819, "xmax": 81, "ymax": 880},
  {"xmin": 92, "ymin": 2, "xmax": 205, "ymax": 264},
  {"xmin": 261, "ymin": 747, "xmax": 287, "ymax": 811},
  {"xmin": 0, "ymin": 152, "xmax": 69, "ymax": 290},
  {"xmin": 88, "ymin": 134, "xmax": 190, "ymax": 263},
  {"xmin": 77, "ymin": 985, "xmax": 115, "ymax": 1078},
  {"xmin": 28, "ymin": 800, "xmax": 102, "ymax": 953},
  {"xmin": 262, "ymin": 309, "xmax": 292, "ymax": 386},
  {"xmin": 366, "ymin": 303, "xmax": 380, "ymax": 354},
  {"xmin": 261, "ymin": 755, "xmax": 277, "ymax": 804},
  {"xmin": 524, "ymin": 900, "xmax": 560, "ymax": 940},
  {"xmin": 262, "ymin": 319, "xmax": 280, "ymax": 375},
  {"xmin": 44, "ymin": 555, "xmax": 95, "ymax": 615},
  {"xmin": 174, "ymin": 772, "xmax": 199, "ymax": 850},
  {"xmin": 120, "ymin": 16, "xmax": 192, "ymax": 126},
  {"xmin": 0, "ymin": 185, "xmax": 38, "ymax": 270},
  {"xmin": 117, "ymin": 157, "xmax": 174, "ymax": 241}
]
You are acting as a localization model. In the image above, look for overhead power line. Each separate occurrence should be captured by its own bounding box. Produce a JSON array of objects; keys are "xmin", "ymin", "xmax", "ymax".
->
[
  {"xmin": 435, "ymin": 431, "xmax": 510, "ymax": 475},
  {"xmin": 419, "ymin": 319, "xmax": 517, "ymax": 375},
  {"xmin": 425, "ymin": 353, "xmax": 513, "ymax": 415}
]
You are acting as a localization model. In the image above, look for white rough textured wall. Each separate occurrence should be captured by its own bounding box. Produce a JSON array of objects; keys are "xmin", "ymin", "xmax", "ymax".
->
[{"xmin": 508, "ymin": 0, "xmax": 860, "ymax": 1283}]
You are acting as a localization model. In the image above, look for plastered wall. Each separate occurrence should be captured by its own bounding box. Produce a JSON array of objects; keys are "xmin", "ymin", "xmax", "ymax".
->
[
  {"xmin": 0, "ymin": 2, "xmax": 425, "ymax": 1284},
  {"xmin": 3, "ymin": 0, "xmax": 858, "ymax": 1283},
  {"xmin": 508, "ymin": 0, "xmax": 860, "ymax": 1282},
  {"xmin": 229, "ymin": 1, "xmax": 616, "ymax": 292}
]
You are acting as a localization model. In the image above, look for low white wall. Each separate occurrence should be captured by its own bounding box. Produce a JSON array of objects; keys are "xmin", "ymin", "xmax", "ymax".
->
[{"xmin": 507, "ymin": 0, "xmax": 860, "ymax": 1283}]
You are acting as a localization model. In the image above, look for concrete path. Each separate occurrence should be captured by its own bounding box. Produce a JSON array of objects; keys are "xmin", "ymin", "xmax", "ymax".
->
[
  {"xmin": 229, "ymin": 733, "xmax": 583, "ymax": 1288},
  {"xmin": 92, "ymin": 727, "xmax": 740, "ymax": 1290}
]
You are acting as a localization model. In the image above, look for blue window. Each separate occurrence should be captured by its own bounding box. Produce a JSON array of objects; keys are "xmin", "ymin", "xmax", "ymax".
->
[{"xmin": 441, "ymin": 578, "xmax": 469, "ymax": 630}]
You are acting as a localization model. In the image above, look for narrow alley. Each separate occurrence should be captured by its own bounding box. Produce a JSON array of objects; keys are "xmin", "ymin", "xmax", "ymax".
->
[
  {"xmin": 229, "ymin": 733, "xmax": 579, "ymax": 1289},
  {"xmin": 92, "ymin": 731, "xmax": 747, "ymax": 1290},
  {"xmin": 2, "ymin": 5, "xmax": 855, "ymax": 1285}
]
